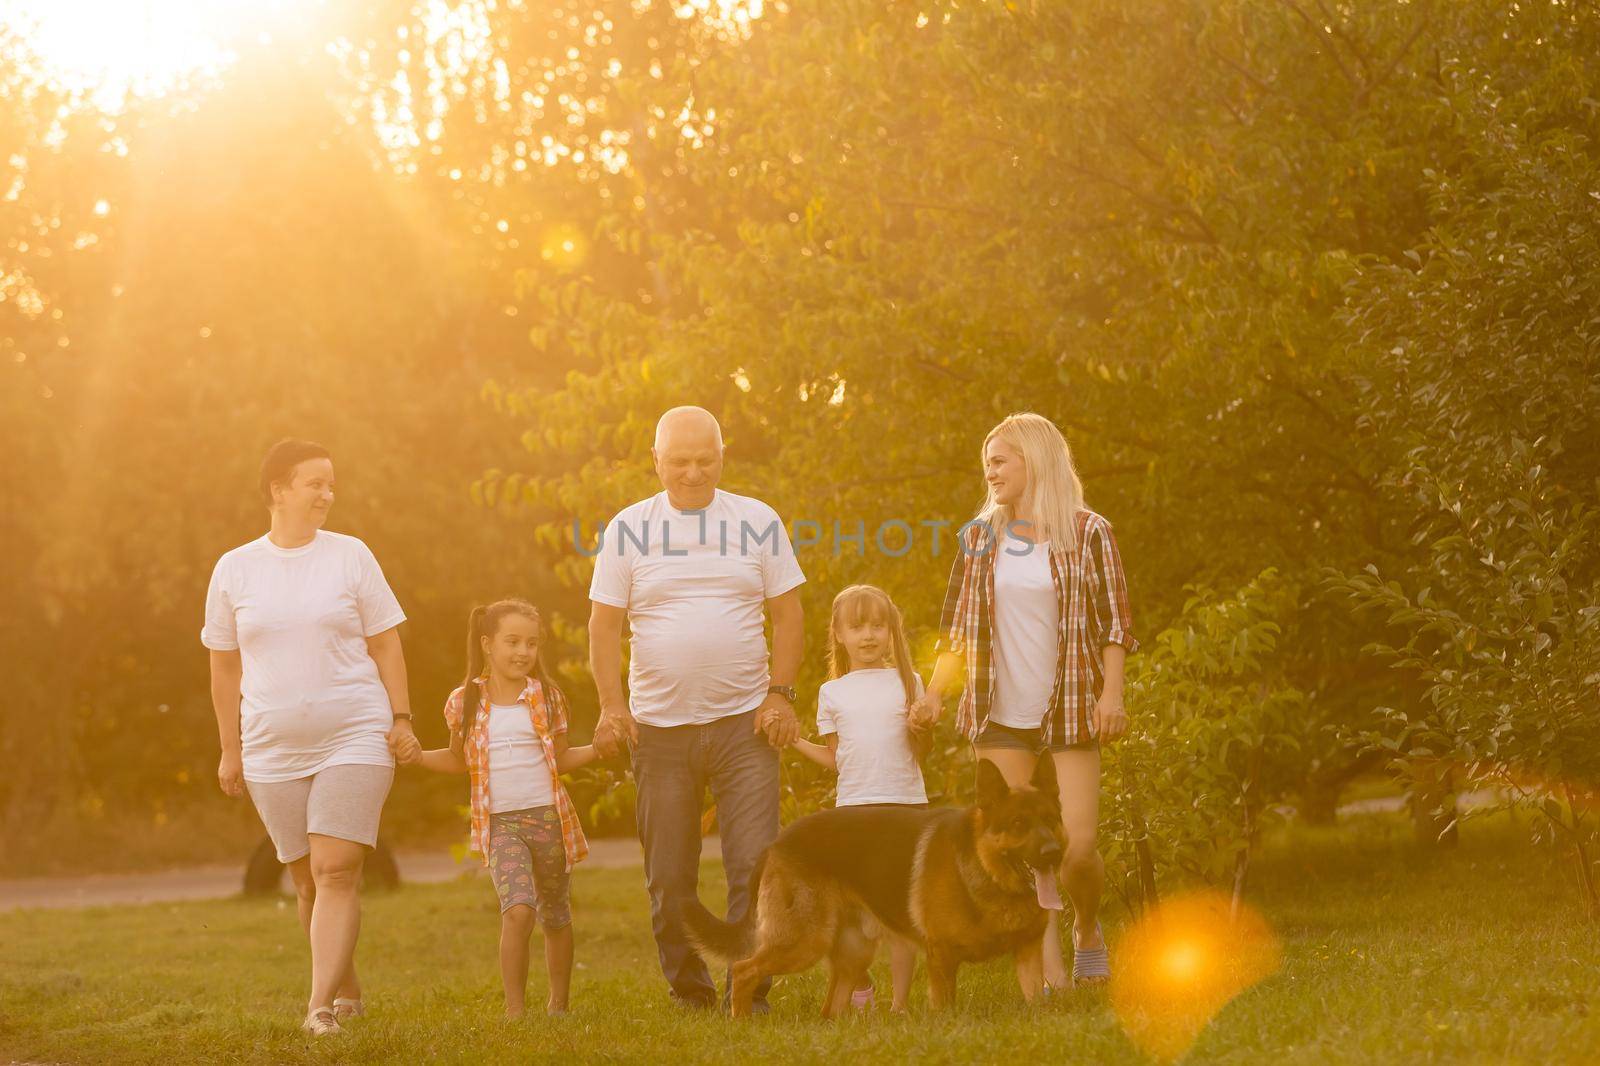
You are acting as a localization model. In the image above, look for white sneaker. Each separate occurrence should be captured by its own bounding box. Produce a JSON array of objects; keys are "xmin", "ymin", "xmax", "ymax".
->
[{"xmin": 301, "ymin": 1007, "xmax": 342, "ymax": 1037}]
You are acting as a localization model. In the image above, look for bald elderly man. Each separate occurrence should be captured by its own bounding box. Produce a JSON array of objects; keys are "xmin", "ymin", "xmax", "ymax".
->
[{"xmin": 588, "ymin": 406, "xmax": 804, "ymax": 1012}]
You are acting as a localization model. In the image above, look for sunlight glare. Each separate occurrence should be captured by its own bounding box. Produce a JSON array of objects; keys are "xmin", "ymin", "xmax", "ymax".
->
[
  {"xmin": 1160, "ymin": 940, "xmax": 1204, "ymax": 982},
  {"xmin": 1111, "ymin": 890, "xmax": 1282, "ymax": 1062},
  {"xmin": 1, "ymin": 0, "xmax": 308, "ymax": 111}
]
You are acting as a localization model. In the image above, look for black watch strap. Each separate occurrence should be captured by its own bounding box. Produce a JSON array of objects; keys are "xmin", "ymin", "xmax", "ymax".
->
[{"xmin": 767, "ymin": 685, "xmax": 797, "ymax": 704}]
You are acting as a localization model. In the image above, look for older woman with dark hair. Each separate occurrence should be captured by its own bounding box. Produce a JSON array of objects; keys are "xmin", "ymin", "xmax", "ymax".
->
[{"xmin": 202, "ymin": 438, "xmax": 419, "ymax": 1036}]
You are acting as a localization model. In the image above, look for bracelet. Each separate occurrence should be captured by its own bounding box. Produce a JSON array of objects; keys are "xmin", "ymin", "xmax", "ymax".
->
[{"xmin": 392, "ymin": 712, "xmax": 413, "ymax": 722}]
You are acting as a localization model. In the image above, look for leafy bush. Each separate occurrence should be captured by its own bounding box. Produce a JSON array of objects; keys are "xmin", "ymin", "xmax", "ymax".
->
[
  {"xmin": 1337, "ymin": 67, "xmax": 1600, "ymax": 912},
  {"xmin": 1105, "ymin": 570, "xmax": 1306, "ymax": 914}
]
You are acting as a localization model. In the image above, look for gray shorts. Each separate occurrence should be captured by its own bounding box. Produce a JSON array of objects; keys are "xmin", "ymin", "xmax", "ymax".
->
[{"xmin": 246, "ymin": 763, "xmax": 394, "ymax": 862}]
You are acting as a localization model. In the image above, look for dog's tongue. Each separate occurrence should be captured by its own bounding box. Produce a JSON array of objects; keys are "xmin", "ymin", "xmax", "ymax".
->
[{"xmin": 1033, "ymin": 867, "xmax": 1064, "ymax": 910}]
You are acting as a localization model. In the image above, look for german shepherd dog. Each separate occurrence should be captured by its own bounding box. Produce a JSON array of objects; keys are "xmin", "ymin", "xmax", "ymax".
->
[{"xmin": 682, "ymin": 754, "xmax": 1065, "ymax": 1017}]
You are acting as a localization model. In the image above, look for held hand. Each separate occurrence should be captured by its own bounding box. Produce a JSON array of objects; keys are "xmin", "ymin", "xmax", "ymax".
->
[
  {"xmin": 909, "ymin": 688, "xmax": 943, "ymax": 732},
  {"xmin": 218, "ymin": 750, "xmax": 244, "ymax": 798},
  {"xmin": 591, "ymin": 716, "xmax": 619, "ymax": 759},
  {"xmin": 395, "ymin": 733, "xmax": 423, "ymax": 766},
  {"xmin": 906, "ymin": 694, "xmax": 933, "ymax": 734},
  {"xmin": 1095, "ymin": 692, "xmax": 1128, "ymax": 742},
  {"xmin": 592, "ymin": 710, "xmax": 638, "ymax": 759},
  {"xmin": 755, "ymin": 694, "xmax": 800, "ymax": 749},
  {"xmin": 388, "ymin": 719, "xmax": 420, "ymax": 764}
]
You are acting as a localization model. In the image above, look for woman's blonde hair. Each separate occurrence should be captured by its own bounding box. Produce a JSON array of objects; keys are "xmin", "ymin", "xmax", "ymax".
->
[
  {"xmin": 827, "ymin": 584, "xmax": 919, "ymax": 707},
  {"xmin": 976, "ymin": 412, "xmax": 1086, "ymax": 552}
]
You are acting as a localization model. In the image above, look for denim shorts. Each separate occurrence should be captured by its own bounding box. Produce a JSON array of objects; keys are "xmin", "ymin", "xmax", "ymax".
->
[{"xmin": 974, "ymin": 720, "xmax": 1098, "ymax": 755}]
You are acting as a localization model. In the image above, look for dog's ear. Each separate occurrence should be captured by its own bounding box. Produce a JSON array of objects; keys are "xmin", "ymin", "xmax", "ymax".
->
[
  {"xmin": 1030, "ymin": 751, "xmax": 1058, "ymax": 796},
  {"xmin": 976, "ymin": 758, "xmax": 1010, "ymax": 812}
]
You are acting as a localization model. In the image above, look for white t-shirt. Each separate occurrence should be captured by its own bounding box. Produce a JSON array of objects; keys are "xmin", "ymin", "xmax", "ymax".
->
[
  {"xmin": 486, "ymin": 702, "xmax": 555, "ymax": 813},
  {"xmin": 201, "ymin": 531, "xmax": 406, "ymax": 782},
  {"xmin": 588, "ymin": 489, "xmax": 806, "ymax": 727},
  {"xmin": 989, "ymin": 536, "xmax": 1061, "ymax": 729},
  {"xmin": 817, "ymin": 669, "xmax": 928, "ymax": 806}
]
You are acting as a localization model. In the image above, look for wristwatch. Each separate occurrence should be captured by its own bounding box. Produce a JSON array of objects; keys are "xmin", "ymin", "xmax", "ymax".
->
[
  {"xmin": 392, "ymin": 712, "xmax": 413, "ymax": 722},
  {"xmin": 767, "ymin": 685, "xmax": 797, "ymax": 705}
]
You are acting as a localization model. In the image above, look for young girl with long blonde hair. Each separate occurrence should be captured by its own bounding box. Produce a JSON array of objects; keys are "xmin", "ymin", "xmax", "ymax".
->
[{"xmin": 791, "ymin": 584, "xmax": 929, "ymax": 1011}]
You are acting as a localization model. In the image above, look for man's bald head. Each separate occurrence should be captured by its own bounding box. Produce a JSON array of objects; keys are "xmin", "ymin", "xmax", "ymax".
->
[
  {"xmin": 653, "ymin": 406, "xmax": 724, "ymax": 453},
  {"xmin": 652, "ymin": 406, "xmax": 724, "ymax": 509}
]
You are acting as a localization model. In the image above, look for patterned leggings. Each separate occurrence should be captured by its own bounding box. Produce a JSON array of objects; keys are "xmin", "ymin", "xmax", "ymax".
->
[{"xmin": 487, "ymin": 806, "xmax": 571, "ymax": 927}]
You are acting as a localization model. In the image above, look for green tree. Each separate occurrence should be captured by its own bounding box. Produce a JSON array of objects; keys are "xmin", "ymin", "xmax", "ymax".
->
[
  {"xmin": 464, "ymin": 0, "xmax": 1472, "ymax": 824},
  {"xmin": 1338, "ymin": 35, "xmax": 1600, "ymax": 910},
  {"xmin": 441, "ymin": 0, "xmax": 1600, "ymax": 886},
  {"xmin": 0, "ymin": 26, "xmax": 588, "ymax": 865}
]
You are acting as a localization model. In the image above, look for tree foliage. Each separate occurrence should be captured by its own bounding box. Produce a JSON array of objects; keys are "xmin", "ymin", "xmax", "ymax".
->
[
  {"xmin": 4, "ymin": 1, "xmax": 1597, "ymax": 902},
  {"xmin": 455, "ymin": 0, "xmax": 1600, "ymax": 899},
  {"xmin": 1337, "ymin": 41, "xmax": 1600, "ymax": 907}
]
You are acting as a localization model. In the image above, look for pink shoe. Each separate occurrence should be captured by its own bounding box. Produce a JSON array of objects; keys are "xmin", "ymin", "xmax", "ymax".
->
[{"xmin": 850, "ymin": 986, "xmax": 875, "ymax": 1010}]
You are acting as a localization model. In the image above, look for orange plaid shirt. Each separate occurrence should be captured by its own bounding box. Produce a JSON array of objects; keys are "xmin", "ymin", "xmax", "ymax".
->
[
  {"xmin": 937, "ymin": 510, "xmax": 1138, "ymax": 747},
  {"xmin": 442, "ymin": 676, "xmax": 589, "ymax": 871}
]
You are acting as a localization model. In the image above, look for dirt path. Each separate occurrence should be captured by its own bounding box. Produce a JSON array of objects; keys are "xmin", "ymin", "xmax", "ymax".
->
[
  {"xmin": 0, "ymin": 837, "xmax": 716, "ymax": 912},
  {"xmin": 3, "ymin": 791, "xmax": 1500, "ymax": 912}
]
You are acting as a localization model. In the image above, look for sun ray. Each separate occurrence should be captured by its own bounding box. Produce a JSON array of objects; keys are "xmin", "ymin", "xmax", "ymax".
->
[{"xmin": 0, "ymin": 0, "xmax": 312, "ymax": 112}]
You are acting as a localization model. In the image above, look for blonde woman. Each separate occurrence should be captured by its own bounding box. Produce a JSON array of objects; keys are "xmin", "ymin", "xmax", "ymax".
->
[{"xmin": 914, "ymin": 413, "xmax": 1137, "ymax": 991}]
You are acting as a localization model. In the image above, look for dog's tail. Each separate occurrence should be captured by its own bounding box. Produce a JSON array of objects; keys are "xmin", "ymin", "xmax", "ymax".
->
[{"xmin": 680, "ymin": 850, "xmax": 767, "ymax": 964}]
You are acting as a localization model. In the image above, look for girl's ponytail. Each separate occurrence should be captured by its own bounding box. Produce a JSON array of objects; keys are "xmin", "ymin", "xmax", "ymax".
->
[
  {"xmin": 887, "ymin": 599, "xmax": 919, "ymax": 709},
  {"xmin": 461, "ymin": 605, "xmax": 488, "ymax": 738},
  {"xmin": 826, "ymin": 608, "xmax": 849, "ymax": 682},
  {"xmin": 462, "ymin": 599, "xmax": 543, "ymax": 736}
]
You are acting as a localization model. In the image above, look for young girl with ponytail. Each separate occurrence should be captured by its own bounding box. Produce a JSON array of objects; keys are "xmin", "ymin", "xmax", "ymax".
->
[
  {"xmin": 409, "ymin": 599, "xmax": 597, "ymax": 1017},
  {"xmin": 789, "ymin": 584, "xmax": 929, "ymax": 1012}
]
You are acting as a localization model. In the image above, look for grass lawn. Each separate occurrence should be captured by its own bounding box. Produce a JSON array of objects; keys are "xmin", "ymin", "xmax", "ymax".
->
[{"xmin": 2, "ymin": 815, "xmax": 1597, "ymax": 1065}]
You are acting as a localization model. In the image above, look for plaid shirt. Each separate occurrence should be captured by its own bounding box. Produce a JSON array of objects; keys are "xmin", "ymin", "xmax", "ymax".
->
[
  {"xmin": 937, "ymin": 510, "xmax": 1138, "ymax": 746},
  {"xmin": 442, "ymin": 676, "xmax": 589, "ymax": 871}
]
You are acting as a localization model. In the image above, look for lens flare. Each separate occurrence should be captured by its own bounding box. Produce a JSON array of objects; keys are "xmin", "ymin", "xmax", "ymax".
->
[
  {"xmin": 1160, "ymin": 940, "xmax": 1203, "ymax": 982},
  {"xmin": 540, "ymin": 223, "xmax": 589, "ymax": 272},
  {"xmin": 1110, "ymin": 889, "xmax": 1282, "ymax": 1062}
]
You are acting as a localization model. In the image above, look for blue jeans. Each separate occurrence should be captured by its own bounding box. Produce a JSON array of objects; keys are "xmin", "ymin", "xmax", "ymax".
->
[{"xmin": 633, "ymin": 706, "xmax": 780, "ymax": 1008}]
